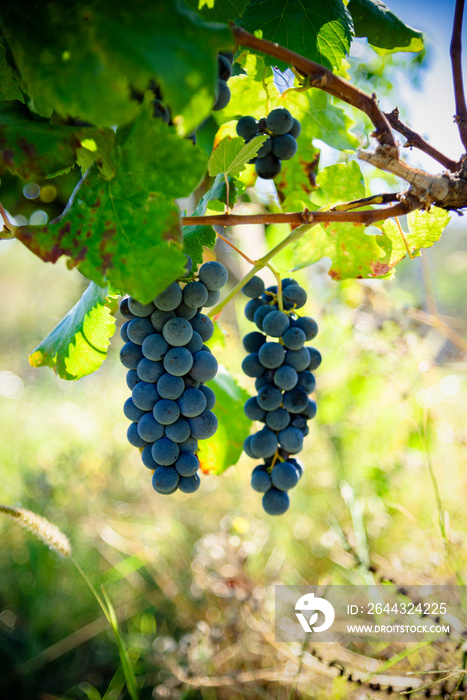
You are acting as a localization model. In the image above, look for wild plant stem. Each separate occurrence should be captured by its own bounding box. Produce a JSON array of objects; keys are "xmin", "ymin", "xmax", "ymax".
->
[
  {"xmin": 417, "ymin": 415, "xmax": 448, "ymax": 548},
  {"xmin": 70, "ymin": 556, "xmax": 140, "ymax": 700},
  {"xmin": 70, "ymin": 556, "xmax": 109, "ymax": 622}
]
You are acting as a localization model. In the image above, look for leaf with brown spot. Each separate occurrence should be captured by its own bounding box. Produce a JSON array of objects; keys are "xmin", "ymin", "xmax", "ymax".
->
[
  {"xmin": 15, "ymin": 110, "xmax": 207, "ymax": 302},
  {"xmin": 0, "ymin": 100, "xmax": 115, "ymax": 179},
  {"xmin": 289, "ymin": 162, "xmax": 391, "ymax": 279}
]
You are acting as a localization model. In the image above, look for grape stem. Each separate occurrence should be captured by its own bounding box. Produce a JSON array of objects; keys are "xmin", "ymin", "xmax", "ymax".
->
[
  {"xmin": 266, "ymin": 264, "xmax": 283, "ymax": 312},
  {"xmin": 208, "ymin": 221, "xmax": 317, "ymax": 318},
  {"xmin": 394, "ymin": 217, "xmax": 415, "ymax": 259},
  {"xmin": 215, "ymin": 230, "xmax": 256, "ymax": 265},
  {"xmin": 268, "ymin": 448, "xmax": 282, "ymax": 472},
  {"xmin": 213, "ymin": 231, "xmax": 284, "ymax": 310}
]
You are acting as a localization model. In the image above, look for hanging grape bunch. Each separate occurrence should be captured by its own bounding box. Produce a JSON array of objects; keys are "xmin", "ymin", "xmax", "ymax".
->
[
  {"xmin": 241, "ymin": 276, "xmax": 321, "ymax": 515},
  {"xmin": 236, "ymin": 108, "xmax": 300, "ymax": 179},
  {"xmin": 119, "ymin": 259, "xmax": 228, "ymax": 496}
]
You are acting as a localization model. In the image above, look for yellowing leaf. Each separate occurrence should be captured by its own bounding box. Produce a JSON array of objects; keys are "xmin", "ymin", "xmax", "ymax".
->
[
  {"xmin": 29, "ymin": 282, "xmax": 117, "ymax": 380},
  {"xmin": 380, "ymin": 206, "xmax": 451, "ymax": 270}
]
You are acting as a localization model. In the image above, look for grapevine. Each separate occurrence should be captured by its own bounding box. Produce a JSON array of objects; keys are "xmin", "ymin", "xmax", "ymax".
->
[{"xmin": 0, "ymin": 1, "xmax": 465, "ymax": 512}]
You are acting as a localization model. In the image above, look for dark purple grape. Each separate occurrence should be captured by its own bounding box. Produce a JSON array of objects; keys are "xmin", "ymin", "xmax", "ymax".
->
[
  {"xmin": 255, "ymin": 153, "xmax": 281, "ymax": 179},
  {"xmin": 272, "ymin": 134, "xmax": 297, "ymax": 160},
  {"xmin": 236, "ymin": 116, "xmax": 259, "ymax": 140},
  {"xmin": 213, "ymin": 79, "xmax": 231, "ymax": 111},
  {"xmin": 266, "ymin": 108, "xmax": 293, "ymax": 135}
]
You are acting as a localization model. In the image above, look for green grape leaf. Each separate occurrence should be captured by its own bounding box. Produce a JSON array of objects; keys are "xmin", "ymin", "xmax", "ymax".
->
[
  {"xmin": 183, "ymin": 224, "xmax": 217, "ymax": 268},
  {"xmin": 198, "ymin": 366, "xmax": 250, "ymax": 475},
  {"xmin": 379, "ymin": 207, "xmax": 450, "ymax": 273},
  {"xmin": 208, "ymin": 135, "xmax": 266, "ymax": 177},
  {"xmin": 76, "ymin": 130, "xmax": 116, "ymax": 180},
  {"xmin": 29, "ymin": 282, "xmax": 117, "ymax": 380},
  {"xmin": 217, "ymin": 54, "xmax": 278, "ymax": 122},
  {"xmin": 290, "ymin": 162, "xmax": 390, "ymax": 279},
  {"xmin": 111, "ymin": 111, "xmax": 208, "ymax": 203},
  {"xmin": 0, "ymin": 37, "xmax": 23, "ymax": 102},
  {"xmin": 291, "ymin": 221, "xmax": 388, "ymax": 280},
  {"xmin": 189, "ymin": 0, "xmax": 248, "ymax": 23},
  {"xmin": 1, "ymin": 1, "xmax": 233, "ymax": 134},
  {"xmin": 239, "ymin": 0, "xmax": 353, "ymax": 70},
  {"xmin": 0, "ymin": 101, "xmax": 114, "ymax": 180},
  {"xmin": 377, "ymin": 218, "xmax": 407, "ymax": 273},
  {"xmin": 15, "ymin": 111, "xmax": 206, "ymax": 302},
  {"xmin": 206, "ymin": 177, "xmax": 241, "ymax": 212},
  {"xmin": 316, "ymin": 160, "xmax": 365, "ymax": 206},
  {"xmin": 348, "ymin": 0, "xmax": 424, "ymax": 54},
  {"xmin": 1, "ymin": 3, "xmax": 132, "ymax": 125},
  {"xmin": 209, "ymin": 320, "xmax": 227, "ymax": 351},
  {"xmin": 275, "ymin": 138, "xmax": 319, "ymax": 201},
  {"xmin": 302, "ymin": 89, "xmax": 359, "ymax": 151},
  {"xmin": 407, "ymin": 207, "xmax": 451, "ymax": 245},
  {"xmin": 90, "ymin": 2, "xmax": 235, "ymax": 135},
  {"xmin": 17, "ymin": 179, "xmax": 187, "ymax": 304},
  {"xmin": 182, "ymin": 174, "xmax": 237, "ymax": 266}
]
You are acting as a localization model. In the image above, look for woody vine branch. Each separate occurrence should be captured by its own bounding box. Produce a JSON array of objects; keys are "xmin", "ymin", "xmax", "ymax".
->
[
  {"xmin": 184, "ymin": 21, "xmax": 467, "ymax": 232},
  {"xmin": 451, "ymin": 0, "xmax": 467, "ymax": 149}
]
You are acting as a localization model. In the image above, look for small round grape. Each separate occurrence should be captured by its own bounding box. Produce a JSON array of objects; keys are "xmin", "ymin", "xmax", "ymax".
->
[{"xmin": 266, "ymin": 108, "xmax": 293, "ymax": 135}]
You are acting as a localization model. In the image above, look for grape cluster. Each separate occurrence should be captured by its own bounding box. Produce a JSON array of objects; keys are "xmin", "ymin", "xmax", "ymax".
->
[
  {"xmin": 151, "ymin": 52, "xmax": 233, "ymax": 145},
  {"xmin": 236, "ymin": 108, "xmax": 300, "ymax": 180},
  {"xmin": 241, "ymin": 276, "xmax": 321, "ymax": 515},
  {"xmin": 119, "ymin": 259, "xmax": 228, "ymax": 496}
]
